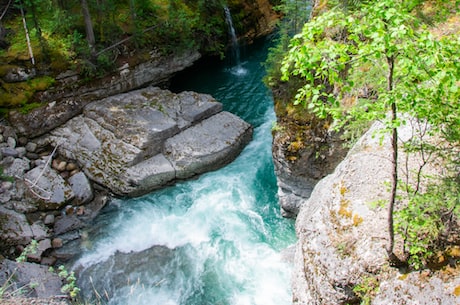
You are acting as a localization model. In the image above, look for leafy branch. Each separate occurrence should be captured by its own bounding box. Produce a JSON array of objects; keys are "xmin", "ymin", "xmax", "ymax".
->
[{"xmin": 280, "ymin": 0, "xmax": 460, "ymax": 267}]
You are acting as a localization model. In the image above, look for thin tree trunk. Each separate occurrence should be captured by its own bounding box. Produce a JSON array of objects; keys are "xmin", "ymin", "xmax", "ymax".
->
[
  {"xmin": 19, "ymin": 0, "xmax": 35, "ymax": 66},
  {"xmin": 386, "ymin": 54, "xmax": 404, "ymax": 266},
  {"xmin": 81, "ymin": 0, "xmax": 96, "ymax": 59}
]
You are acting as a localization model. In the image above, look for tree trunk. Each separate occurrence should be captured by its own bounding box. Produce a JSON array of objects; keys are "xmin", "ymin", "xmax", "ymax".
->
[
  {"xmin": 81, "ymin": 0, "xmax": 96, "ymax": 59},
  {"xmin": 19, "ymin": 0, "xmax": 35, "ymax": 66},
  {"xmin": 386, "ymin": 54, "xmax": 405, "ymax": 267}
]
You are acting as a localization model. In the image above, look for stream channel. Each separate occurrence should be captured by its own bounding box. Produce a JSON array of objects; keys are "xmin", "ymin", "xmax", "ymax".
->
[{"xmin": 71, "ymin": 37, "xmax": 297, "ymax": 305}]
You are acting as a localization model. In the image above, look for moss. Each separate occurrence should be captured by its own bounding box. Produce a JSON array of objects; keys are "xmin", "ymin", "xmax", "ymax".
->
[{"xmin": 0, "ymin": 76, "xmax": 54, "ymax": 109}]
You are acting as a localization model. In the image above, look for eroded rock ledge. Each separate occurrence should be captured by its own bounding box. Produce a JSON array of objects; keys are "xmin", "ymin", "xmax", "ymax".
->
[{"xmin": 38, "ymin": 86, "xmax": 253, "ymax": 197}]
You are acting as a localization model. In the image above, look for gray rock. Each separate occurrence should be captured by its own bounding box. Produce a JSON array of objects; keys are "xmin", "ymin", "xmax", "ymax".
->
[
  {"xmin": 8, "ymin": 51, "xmax": 201, "ymax": 138},
  {"xmin": 44, "ymin": 214, "xmax": 55, "ymax": 225},
  {"xmin": 2, "ymin": 125, "xmax": 17, "ymax": 141},
  {"xmin": 23, "ymin": 165, "xmax": 75, "ymax": 210},
  {"xmin": 26, "ymin": 141, "xmax": 38, "ymax": 152},
  {"xmin": 7, "ymin": 136, "xmax": 16, "ymax": 148},
  {"xmin": 0, "ymin": 259, "xmax": 63, "ymax": 298},
  {"xmin": 30, "ymin": 222, "xmax": 48, "ymax": 240},
  {"xmin": 0, "ymin": 206, "xmax": 33, "ymax": 248},
  {"xmin": 373, "ymin": 272, "xmax": 460, "ymax": 305},
  {"xmin": 53, "ymin": 215, "xmax": 83, "ymax": 235},
  {"xmin": 3, "ymin": 66, "xmax": 36, "ymax": 82},
  {"xmin": 291, "ymin": 121, "xmax": 457, "ymax": 305},
  {"xmin": 2, "ymin": 157, "xmax": 30, "ymax": 177},
  {"xmin": 165, "ymin": 111, "xmax": 253, "ymax": 179},
  {"xmin": 68, "ymin": 172, "xmax": 93, "ymax": 204},
  {"xmin": 42, "ymin": 87, "xmax": 252, "ymax": 196},
  {"xmin": 1, "ymin": 147, "xmax": 19, "ymax": 157},
  {"xmin": 18, "ymin": 136, "xmax": 28, "ymax": 146},
  {"xmin": 16, "ymin": 146, "xmax": 27, "ymax": 158},
  {"xmin": 27, "ymin": 238, "xmax": 52, "ymax": 262}
]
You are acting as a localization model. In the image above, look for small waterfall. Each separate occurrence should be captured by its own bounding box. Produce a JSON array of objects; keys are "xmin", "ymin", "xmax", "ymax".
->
[{"xmin": 224, "ymin": 6, "xmax": 246, "ymax": 75}]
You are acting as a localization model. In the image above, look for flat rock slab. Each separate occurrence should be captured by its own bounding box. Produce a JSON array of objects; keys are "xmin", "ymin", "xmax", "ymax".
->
[{"xmin": 42, "ymin": 86, "xmax": 252, "ymax": 196}]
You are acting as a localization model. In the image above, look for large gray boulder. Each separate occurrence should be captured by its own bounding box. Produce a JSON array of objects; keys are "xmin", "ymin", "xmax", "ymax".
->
[
  {"xmin": 41, "ymin": 86, "xmax": 252, "ymax": 196},
  {"xmin": 292, "ymin": 121, "xmax": 460, "ymax": 305}
]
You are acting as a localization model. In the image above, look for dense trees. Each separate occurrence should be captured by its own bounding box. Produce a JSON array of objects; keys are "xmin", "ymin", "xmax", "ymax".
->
[
  {"xmin": 279, "ymin": 0, "xmax": 460, "ymax": 268},
  {"xmin": 0, "ymin": 0, "xmax": 231, "ymax": 75}
]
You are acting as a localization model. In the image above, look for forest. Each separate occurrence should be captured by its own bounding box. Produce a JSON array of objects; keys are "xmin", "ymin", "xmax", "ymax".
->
[{"xmin": 0, "ymin": 0, "xmax": 280, "ymax": 108}]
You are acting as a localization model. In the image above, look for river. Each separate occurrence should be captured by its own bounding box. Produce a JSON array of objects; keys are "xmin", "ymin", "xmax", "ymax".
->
[{"xmin": 72, "ymin": 37, "xmax": 296, "ymax": 305}]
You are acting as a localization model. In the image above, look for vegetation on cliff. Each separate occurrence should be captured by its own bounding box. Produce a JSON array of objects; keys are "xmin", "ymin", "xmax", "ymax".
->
[
  {"xmin": 269, "ymin": 0, "xmax": 460, "ymax": 271},
  {"xmin": 0, "ymin": 0, "xmax": 280, "ymax": 109}
]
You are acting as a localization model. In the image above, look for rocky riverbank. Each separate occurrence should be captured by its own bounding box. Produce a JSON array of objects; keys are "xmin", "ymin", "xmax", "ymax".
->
[{"xmin": 0, "ymin": 85, "xmax": 252, "ymax": 301}]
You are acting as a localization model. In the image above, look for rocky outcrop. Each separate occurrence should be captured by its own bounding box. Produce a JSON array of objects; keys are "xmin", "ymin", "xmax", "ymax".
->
[
  {"xmin": 38, "ymin": 86, "xmax": 253, "ymax": 196},
  {"xmin": 8, "ymin": 50, "xmax": 201, "ymax": 139},
  {"xmin": 0, "ymin": 259, "xmax": 66, "ymax": 299},
  {"xmin": 232, "ymin": 0, "xmax": 281, "ymax": 43},
  {"xmin": 271, "ymin": 104, "xmax": 348, "ymax": 218},
  {"xmin": 291, "ymin": 121, "xmax": 460, "ymax": 305}
]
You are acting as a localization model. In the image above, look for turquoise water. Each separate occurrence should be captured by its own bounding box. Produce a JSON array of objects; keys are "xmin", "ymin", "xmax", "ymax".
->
[{"xmin": 73, "ymin": 37, "xmax": 296, "ymax": 305}]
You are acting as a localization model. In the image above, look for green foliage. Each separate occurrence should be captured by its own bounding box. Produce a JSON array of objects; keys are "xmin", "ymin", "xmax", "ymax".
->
[
  {"xmin": 279, "ymin": 0, "xmax": 460, "ymax": 268},
  {"xmin": 16, "ymin": 240, "xmax": 38, "ymax": 263},
  {"xmin": 395, "ymin": 176, "xmax": 460, "ymax": 270},
  {"xmin": 49, "ymin": 265, "xmax": 81, "ymax": 299},
  {"xmin": 353, "ymin": 275, "xmax": 380, "ymax": 305}
]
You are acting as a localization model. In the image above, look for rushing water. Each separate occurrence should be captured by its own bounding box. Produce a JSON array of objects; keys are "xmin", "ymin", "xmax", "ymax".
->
[{"xmin": 72, "ymin": 37, "xmax": 296, "ymax": 305}]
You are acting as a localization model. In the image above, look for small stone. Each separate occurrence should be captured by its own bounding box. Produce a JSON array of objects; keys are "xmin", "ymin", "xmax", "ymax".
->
[
  {"xmin": 57, "ymin": 161, "xmax": 67, "ymax": 172},
  {"xmin": 76, "ymin": 206, "xmax": 85, "ymax": 216},
  {"xmin": 31, "ymin": 223, "xmax": 48, "ymax": 240},
  {"xmin": 18, "ymin": 137, "xmax": 28, "ymax": 146},
  {"xmin": 38, "ymin": 238, "xmax": 52, "ymax": 252},
  {"xmin": 70, "ymin": 169, "xmax": 79, "ymax": 176},
  {"xmin": 44, "ymin": 214, "xmax": 55, "ymax": 225},
  {"xmin": 1, "ymin": 147, "xmax": 18, "ymax": 158},
  {"xmin": 60, "ymin": 171, "xmax": 69, "ymax": 179},
  {"xmin": 65, "ymin": 205, "xmax": 75, "ymax": 215},
  {"xmin": 25, "ymin": 141, "xmax": 38, "ymax": 153},
  {"xmin": 2, "ymin": 181, "xmax": 13, "ymax": 190},
  {"xmin": 2, "ymin": 127, "xmax": 16, "ymax": 140},
  {"xmin": 51, "ymin": 159, "xmax": 60, "ymax": 170},
  {"xmin": 34, "ymin": 158, "xmax": 46, "ymax": 167},
  {"xmin": 26, "ymin": 152, "xmax": 39, "ymax": 160},
  {"xmin": 40, "ymin": 256, "xmax": 57, "ymax": 265},
  {"xmin": 16, "ymin": 147, "xmax": 26, "ymax": 158},
  {"xmin": 66, "ymin": 162, "xmax": 78, "ymax": 171},
  {"xmin": 52, "ymin": 238, "xmax": 63, "ymax": 248},
  {"xmin": 0, "ymin": 134, "xmax": 4, "ymax": 143},
  {"xmin": 7, "ymin": 137, "xmax": 16, "ymax": 149}
]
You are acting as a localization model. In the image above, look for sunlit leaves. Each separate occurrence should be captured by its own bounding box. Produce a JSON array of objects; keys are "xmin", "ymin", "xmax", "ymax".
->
[{"xmin": 280, "ymin": 0, "xmax": 460, "ymax": 268}]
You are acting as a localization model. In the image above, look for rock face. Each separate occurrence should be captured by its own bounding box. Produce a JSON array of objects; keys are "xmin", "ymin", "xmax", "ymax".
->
[
  {"xmin": 271, "ymin": 112, "xmax": 347, "ymax": 218},
  {"xmin": 39, "ymin": 86, "xmax": 253, "ymax": 196},
  {"xmin": 291, "ymin": 122, "xmax": 460, "ymax": 305},
  {"xmin": 8, "ymin": 51, "xmax": 201, "ymax": 139},
  {"xmin": 0, "ymin": 259, "xmax": 66, "ymax": 300}
]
